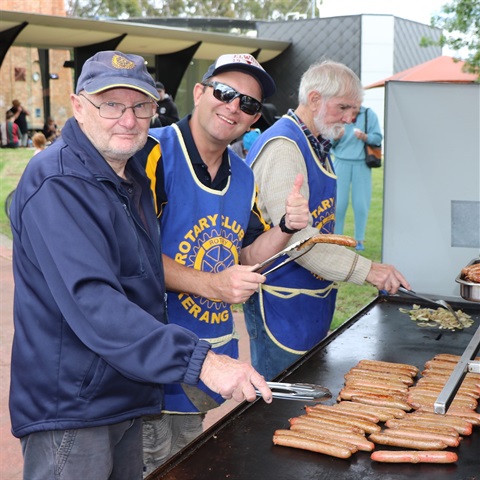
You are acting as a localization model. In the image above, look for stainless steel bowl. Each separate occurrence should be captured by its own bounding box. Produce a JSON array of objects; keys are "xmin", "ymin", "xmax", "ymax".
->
[{"xmin": 456, "ymin": 258, "xmax": 480, "ymax": 302}]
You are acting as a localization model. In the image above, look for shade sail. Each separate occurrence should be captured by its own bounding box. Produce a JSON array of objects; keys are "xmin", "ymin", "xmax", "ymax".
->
[{"xmin": 365, "ymin": 55, "xmax": 478, "ymax": 89}]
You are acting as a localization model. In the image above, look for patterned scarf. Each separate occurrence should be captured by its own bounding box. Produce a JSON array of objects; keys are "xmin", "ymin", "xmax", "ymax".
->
[{"xmin": 287, "ymin": 109, "xmax": 332, "ymax": 168}]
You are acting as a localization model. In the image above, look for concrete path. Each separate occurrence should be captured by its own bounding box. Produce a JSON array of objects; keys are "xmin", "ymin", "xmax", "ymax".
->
[{"xmin": 0, "ymin": 235, "xmax": 22, "ymax": 479}]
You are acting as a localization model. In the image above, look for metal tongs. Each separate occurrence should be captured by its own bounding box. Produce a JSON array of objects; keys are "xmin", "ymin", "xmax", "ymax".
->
[
  {"xmin": 398, "ymin": 286, "xmax": 461, "ymax": 322},
  {"xmin": 253, "ymin": 235, "xmax": 317, "ymax": 276},
  {"xmin": 256, "ymin": 382, "xmax": 332, "ymax": 402}
]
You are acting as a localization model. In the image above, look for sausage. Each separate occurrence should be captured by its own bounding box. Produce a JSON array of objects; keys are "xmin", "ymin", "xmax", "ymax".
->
[
  {"xmin": 274, "ymin": 429, "xmax": 358, "ymax": 453},
  {"xmin": 300, "ymin": 233, "xmax": 357, "ymax": 249},
  {"xmin": 346, "ymin": 368, "xmax": 415, "ymax": 385},
  {"xmin": 289, "ymin": 424, "xmax": 375, "ymax": 452},
  {"xmin": 345, "ymin": 378, "xmax": 409, "ymax": 394},
  {"xmin": 410, "ymin": 384, "xmax": 479, "ymax": 399},
  {"xmin": 379, "ymin": 427, "xmax": 460, "ymax": 447},
  {"xmin": 433, "ymin": 353, "xmax": 480, "ymax": 363},
  {"xmin": 350, "ymin": 393, "xmax": 412, "ymax": 411},
  {"xmin": 385, "ymin": 418, "xmax": 460, "ymax": 437},
  {"xmin": 385, "ymin": 417, "xmax": 472, "ymax": 436},
  {"xmin": 368, "ymin": 432, "xmax": 447, "ymax": 450},
  {"xmin": 407, "ymin": 394, "xmax": 477, "ymax": 411},
  {"xmin": 408, "ymin": 389, "xmax": 477, "ymax": 403},
  {"xmin": 407, "ymin": 411, "xmax": 475, "ymax": 429},
  {"xmin": 345, "ymin": 372, "xmax": 412, "ymax": 388},
  {"xmin": 289, "ymin": 416, "xmax": 365, "ymax": 435},
  {"xmin": 351, "ymin": 363, "xmax": 417, "ymax": 378},
  {"xmin": 340, "ymin": 387, "xmax": 407, "ymax": 402},
  {"xmin": 333, "ymin": 401, "xmax": 407, "ymax": 420},
  {"xmin": 371, "ymin": 450, "xmax": 458, "ymax": 463},
  {"xmin": 385, "ymin": 420, "xmax": 460, "ymax": 438},
  {"xmin": 357, "ymin": 359, "xmax": 419, "ymax": 376},
  {"xmin": 347, "ymin": 368, "xmax": 415, "ymax": 385},
  {"xmin": 416, "ymin": 378, "xmax": 480, "ymax": 396},
  {"xmin": 273, "ymin": 432, "xmax": 353, "ymax": 458},
  {"xmin": 289, "ymin": 418, "xmax": 366, "ymax": 438},
  {"xmin": 420, "ymin": 373, "xmax": 480, "ymax": 390},
  {"xmin": 304, "ymin": 407, "xmax": 381, "ymax": 433},
  {"xmin": 421, "ymin": 369, "xmax": 480, "ymax": 385},
  {"xmin": 415, "ymin": 407, "xmax": 480, "ymax": 424},
  {"xmin": 309, "ymin": 404, "xmax": 380, "ymax": 424}
]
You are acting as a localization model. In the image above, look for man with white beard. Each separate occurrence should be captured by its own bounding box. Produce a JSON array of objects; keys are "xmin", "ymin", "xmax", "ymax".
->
[{"xmin": 244, "ymin": 60, "xmax": 410, "ymax": 380}]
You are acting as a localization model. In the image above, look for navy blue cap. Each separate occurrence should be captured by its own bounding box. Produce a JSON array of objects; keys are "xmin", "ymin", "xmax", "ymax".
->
[
  {"xmin": 76, "ymin": 51, "xmax": 159, "ymax": 101},
  {"xmin": 202, "ymin": 53, "xmax": 276, "ymax": 99}
]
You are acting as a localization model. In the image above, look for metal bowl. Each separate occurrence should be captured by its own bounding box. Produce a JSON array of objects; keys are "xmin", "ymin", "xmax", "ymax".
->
[{"xmin": 456, "ymin": 258, "xmax": 480, "ymax": 302}]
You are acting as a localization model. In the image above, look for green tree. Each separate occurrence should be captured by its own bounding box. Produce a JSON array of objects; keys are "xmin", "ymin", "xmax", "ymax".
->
[
  {"xmin": 428, "ymin": 0, "xmax": 480, "ymax": 75},
  {"xmin": 66, "ymin": 0, "xmax": 316, "ymax": 20},
  {"xmin": 66, "ymin": 0, "xmax": 159, "ymax": 18}
]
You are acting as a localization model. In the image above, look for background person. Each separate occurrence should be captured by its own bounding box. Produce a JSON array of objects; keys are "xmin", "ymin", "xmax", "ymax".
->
[
  {"xmin": 245, "ymin": 60, "xmax": 410, "ymax": 381},
  {"xmin": 331, "ymin": 105, "xmax": 383, "ymax": 251},
  {"xmin": 1, "ymin": 110, "xmax": 20, "ymax": 148},
  {"xmin": 137, "ymin": 53, "xmax": 309, "ymax": 474},
  {"xmin": 154, "ymin": 81, "xmax": 180, "ymax": 126},
  {"xmin": 42, "ymin": 116, "xmax": 61, "ymax": 143},
  {"xmin": 230, "ymin": 128, "xmax": 262, "ymax": 159},
  {"xmin": 31, "ymin": 131, "xmax": 47, "ymax": 154},
  {"xmin": 9, "ymin": 50, "xmax": 272, "ymax": 480},
  {"xmin": 9, "ymin": 99, "xmax": 29, "ymax": 147}
]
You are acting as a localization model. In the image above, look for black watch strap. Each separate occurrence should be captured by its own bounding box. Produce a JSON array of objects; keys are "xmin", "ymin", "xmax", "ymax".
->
[{"xmin": 279, "ymin": 214, "xmax": 300, "ymax": 234}]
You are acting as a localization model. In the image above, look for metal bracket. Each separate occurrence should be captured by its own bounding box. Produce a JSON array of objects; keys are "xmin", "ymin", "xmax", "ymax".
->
[{"xmin": 433, "ymin": 323, "xmax": 480, "ymax": 414}]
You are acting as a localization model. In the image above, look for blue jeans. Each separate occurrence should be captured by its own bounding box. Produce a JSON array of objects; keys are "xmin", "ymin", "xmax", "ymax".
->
[
  {"xmin": 243, "ymin": 293, "xmax": 301, "ymax": 381},
  {"xmin": 20, "ymin": 419, "xmax": 143, "ymax": 480},
  {"xmin": 333, "ymin": 158, "xmax": 372, "ymax": 242}
]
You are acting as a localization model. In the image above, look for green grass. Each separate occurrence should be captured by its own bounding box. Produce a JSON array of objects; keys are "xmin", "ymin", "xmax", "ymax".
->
[
  {"xmin": 330, "ymin": 167, "xmax": 383, "ymax": 329},
  {"xmin": 0, "ymin": 148, "xmax": 32, "ymax": 237},
  {"xmin": 0, "ymin": 148, "xmax": 384, "ymax": 330}
]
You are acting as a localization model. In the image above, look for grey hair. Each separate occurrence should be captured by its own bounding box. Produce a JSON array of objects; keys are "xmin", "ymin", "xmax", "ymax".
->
[{"xmin": 298, "ymin": 60, "xmax": 364, "ymax": 105}]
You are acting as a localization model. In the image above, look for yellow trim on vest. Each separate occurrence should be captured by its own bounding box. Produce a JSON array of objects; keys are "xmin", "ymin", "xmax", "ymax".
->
[
  {"xmin": 144, "ymin": 142, "xmax": 162, "ymax": 216},
  {"xmin": 200, "ymin": 328, "xmax": 240, "ymax": 348}
]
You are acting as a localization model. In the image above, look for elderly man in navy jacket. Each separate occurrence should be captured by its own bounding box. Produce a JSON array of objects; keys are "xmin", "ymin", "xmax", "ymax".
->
[{"xmin": 9, "ymin": 50, "xmax": 273, "ymax": 480}]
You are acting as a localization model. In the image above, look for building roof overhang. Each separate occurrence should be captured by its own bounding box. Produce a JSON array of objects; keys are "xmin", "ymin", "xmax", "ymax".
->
[{"xmin": 0, "ymin": 10, "xmax": 290, "ymax": 63}]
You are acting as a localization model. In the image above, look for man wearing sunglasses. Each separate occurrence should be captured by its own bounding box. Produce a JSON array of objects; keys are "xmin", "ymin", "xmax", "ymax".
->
[
  {"xmin": 244, "ymin": 60, "xmax": 411, "ymax": 382},
  {"xmin": 136, "ymin": 53, "xmax": 310, "ymax": 474}
]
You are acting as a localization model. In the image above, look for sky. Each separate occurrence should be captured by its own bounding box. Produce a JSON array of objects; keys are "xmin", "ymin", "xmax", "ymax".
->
[{"xmin": 318, "ymin": 0, "xmax": 447, "ymax": 25}]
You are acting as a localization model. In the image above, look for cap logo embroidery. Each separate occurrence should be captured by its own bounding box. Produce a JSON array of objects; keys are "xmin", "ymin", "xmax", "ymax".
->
[{"xmin": 111, "ymin": 54, "xmax": 135, "ymax": 70}]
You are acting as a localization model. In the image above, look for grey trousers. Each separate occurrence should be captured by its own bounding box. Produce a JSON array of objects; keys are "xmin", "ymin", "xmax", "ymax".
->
[
  {"xmin": 20, "ymin": 418, "xmax": 143, "ymax": 480},
  {"xmin": 142, "ymin": 413, "xmax": 203, "ymax": 477}
]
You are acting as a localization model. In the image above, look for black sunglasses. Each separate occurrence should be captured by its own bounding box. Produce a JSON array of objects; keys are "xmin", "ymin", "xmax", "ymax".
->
[{"xmin": 202, "ymin": 81, "xmax": 263, "ymax": 116}]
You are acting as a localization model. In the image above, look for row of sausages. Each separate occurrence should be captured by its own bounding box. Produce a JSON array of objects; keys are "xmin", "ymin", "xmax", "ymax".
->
[{"xmin": 272, "ymin": 355, "xmax": 480, "ymax": 463}]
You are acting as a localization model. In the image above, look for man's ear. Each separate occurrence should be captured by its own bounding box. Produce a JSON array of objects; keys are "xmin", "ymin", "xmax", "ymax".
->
[
  {"xmin": 308, "ymin": 90, "xmax": 323, "ymax": 112},
  {"xmin": 70, "ymin": 93, "xmax": 84, "ymax": 122},
  {"xmin": 193, "ymin": 83, "xmax": 206, "ymax": 107}
]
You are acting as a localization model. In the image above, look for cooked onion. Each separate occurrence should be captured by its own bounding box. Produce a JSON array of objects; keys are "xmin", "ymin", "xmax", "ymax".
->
[{"xmin": 399, "ymin": 304, "xmax": 473, "ymax": 330}]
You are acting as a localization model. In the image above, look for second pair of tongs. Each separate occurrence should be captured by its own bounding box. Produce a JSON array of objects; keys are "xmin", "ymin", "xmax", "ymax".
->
[
  {"xmin": 398, "ymin": 286, "xmax": 461, "ymax": 323},
  {"xmin": 256, "ymin": 382, "xmax": 332, "ymax": 402}
]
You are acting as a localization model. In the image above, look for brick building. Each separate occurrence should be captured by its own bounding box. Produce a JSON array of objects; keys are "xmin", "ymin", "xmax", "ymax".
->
[{"xmin": 0, "ymin": 0, "xmax": 72, "ymax": 131}]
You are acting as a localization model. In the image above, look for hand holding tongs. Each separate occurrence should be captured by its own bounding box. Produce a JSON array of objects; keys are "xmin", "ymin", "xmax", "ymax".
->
[
  {"xmin": 256, "ymin": 382, "xmax": 332, "ymax": 402},
  {"xmin": 253, "ymin": 236, "xmax": 317, "ymax": 276},
  {"xmin": 253, "ymin": 233, "xmax": 357, "ymax": 277},
  {"xmin": 398, "ymin": 286, "xmax": 461, "ymax": 322}
]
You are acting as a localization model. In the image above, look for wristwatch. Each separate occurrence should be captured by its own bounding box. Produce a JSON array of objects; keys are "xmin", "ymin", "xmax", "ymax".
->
[{"xmin": 279, "ymin": 214, "xmax": 300, "ymax": 234}]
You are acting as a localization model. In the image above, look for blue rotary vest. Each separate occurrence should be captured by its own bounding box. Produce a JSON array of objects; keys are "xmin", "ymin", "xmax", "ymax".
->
[
  {"xmin": 147, "ymin": 124, "xmax": 255, "ymax": 412},
  {"xmin": 247, "ymin": 115, "xmax": 338, "ymax": 354}
]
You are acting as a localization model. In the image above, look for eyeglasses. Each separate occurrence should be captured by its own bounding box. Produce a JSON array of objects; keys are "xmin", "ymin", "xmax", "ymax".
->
[
  {"xmin": 202, "ymin": 82, "xmax": 263, "ymax": 116},
  {"xmin": 78, "ymin": 94, "xmax": 157, "ymax": 119}
]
